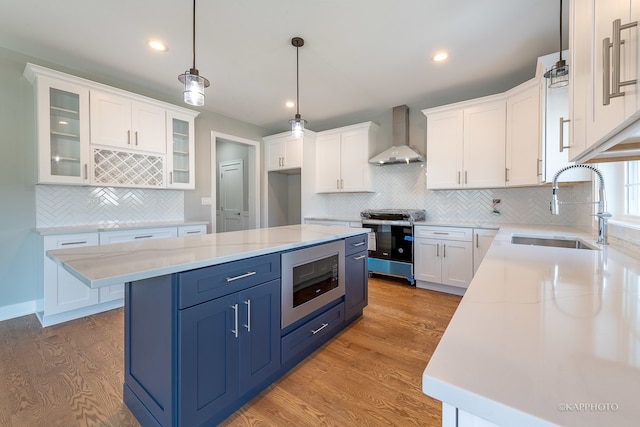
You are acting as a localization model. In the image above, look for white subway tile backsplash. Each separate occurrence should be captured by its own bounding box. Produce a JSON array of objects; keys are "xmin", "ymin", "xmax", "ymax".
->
[{"xmin": 36, "ymin": 185, "xmax": 184, "ymax": 228}]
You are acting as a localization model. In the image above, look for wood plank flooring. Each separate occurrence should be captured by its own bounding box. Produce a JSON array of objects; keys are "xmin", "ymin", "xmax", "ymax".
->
[{"xmin": 0, "ymin": 276, "xmax": 461, "ymax": 427}]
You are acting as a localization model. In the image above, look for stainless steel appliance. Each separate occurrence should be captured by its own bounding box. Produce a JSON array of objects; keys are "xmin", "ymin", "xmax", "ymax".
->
[
  {"xmin": 360, "ymin": 209, "xmax": 426, "ymax": 285},
  {"xmin": 281, "ymin": 240, "xmax": 345, "ymax": 328}
]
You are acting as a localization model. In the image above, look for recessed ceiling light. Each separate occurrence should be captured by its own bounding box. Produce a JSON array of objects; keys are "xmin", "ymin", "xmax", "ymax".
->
[
  {"xmin": 432, "ymin": 52, "xmax": 448, "ymax": 62},
  {"xmin": 147, "ymin": 40, "xmax": 168, "ymax": 52},
  {"xmin": 285, "ymin": 101, "xmax": 295, "ymax": 108}
]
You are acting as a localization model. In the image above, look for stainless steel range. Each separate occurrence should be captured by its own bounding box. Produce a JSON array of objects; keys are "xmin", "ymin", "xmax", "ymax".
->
[{"xmin": 360, "ymin": 209, "xmax": 426, "ymax": 285}]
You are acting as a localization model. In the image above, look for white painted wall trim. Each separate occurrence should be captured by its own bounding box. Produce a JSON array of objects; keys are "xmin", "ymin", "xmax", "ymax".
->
[{"xmin": 0, "ymin": 300, "xmax": 37, "ymax": 322}]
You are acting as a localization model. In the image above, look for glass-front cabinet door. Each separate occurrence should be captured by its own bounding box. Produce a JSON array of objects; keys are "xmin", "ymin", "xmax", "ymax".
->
[
  {"xmin": 167, "ymin": 111, "xmax": 195, "ymax": 189},
  {"xmin": 36, "ymin": 77, "xmax": 90, "ymax": 184}
]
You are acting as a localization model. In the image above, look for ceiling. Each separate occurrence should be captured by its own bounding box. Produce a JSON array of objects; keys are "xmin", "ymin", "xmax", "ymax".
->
[{"xmin": 0, "ymin": 0, "xmax": 568, "ymax": 133}]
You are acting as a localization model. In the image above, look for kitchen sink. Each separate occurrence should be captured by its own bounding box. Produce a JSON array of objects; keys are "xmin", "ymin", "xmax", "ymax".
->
[{"xmin": 510, "ymin": 234, "xmax": 597, "ymax": 250}]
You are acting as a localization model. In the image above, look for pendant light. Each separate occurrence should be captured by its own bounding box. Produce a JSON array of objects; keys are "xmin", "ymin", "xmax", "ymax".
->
[
  {"xmin": 544, "ymin": 0, "xmax": 569, "ymax": 88},
  {"xmin": 289, "ymin": 37, "xmax": 307, "ymax": 138},
  {"xmin": 178, "ymin": 0, "xmax": 210, "ymax": 106}
]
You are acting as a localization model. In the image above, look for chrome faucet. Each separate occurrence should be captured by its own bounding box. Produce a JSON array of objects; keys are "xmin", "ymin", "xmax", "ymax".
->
[{"xmin": 550, "ymin": 164, "xmax": 611, "ymax": 245}]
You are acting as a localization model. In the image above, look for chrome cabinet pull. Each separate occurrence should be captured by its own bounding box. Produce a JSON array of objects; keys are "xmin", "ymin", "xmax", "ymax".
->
[
  {"xmin": 169, "ymin": 171, "xmax": 173, "ymax": 184},
  {"xmin": 476, "ymin": 233, "xmax": 479, "ymax": 249},
  {"xmin": 464, "ymin": 171, "xmax": 468, "ymax": 184},
  {"xmin": 340, "ymin": 179, "xmax": 344, "ymax": 189},
  {"xmin": 83, "ymin": 164, "xmax": 88, "ymax": 179},
  {"xmin": 61, "ymin": 241, "xmax": 88, "ymax": 246},
  {"xmin": 352, "ymin": 241, "xmax": 365, "ymax": 247},
  {"xmin": 135, "ymin": 131, "xmax": 139, "ymax": 146},
  {"xmin": 311, "ymin": 323, "xmax": 329, "ymax": 335},
  {"xmin": 457, "ymin": 171, "xmax": 461, "ymax": 184},
  {"xmin": 505, "ymin": 168, "xmax": 509, "ymax": 182},
  {"xmin": 433, "ymin": 231, "xmax": 449, "ymax": 235},
  {"xmin": 226, "ymin": 271, "xmax": 257, "ymax": 282},
  {"xmin": 443, "ymin": 243, "xmax": 447, "ymax": 258},
  {"xmin": 537, "ymin": 158, "xmax": 542, "ymax": 177},
  {"xmin": 127, "ymin": 130, "xmax": 131, "ymax": 145},
  {"xmin": 603, "ymin": 18, "xmax": 638, "ymax": 105},
  {"xmin": 231, "ymin": 304, "xmax": 239, "ymax": 338},
  {"xmin": 436, "ymin": 243, "xmax": 440, "ymax": 257},
  {"xmin": 353, "ymin": 255, "xmax": 366, "ymax": 260},
  {"xmin": 559, "ymin": 117, "xmax": 571, "ymax": 152},
  {"xmin": 134, "ymin": 235, "xmax": 153, "ymax": 239},
  {"xmin": 186, "ymin": 230, "xmax": 200, "ymax": 234},
  {"xmin": 244, "ymin": 300, "xmax": 251, "ymax": 332},
  {"xmin": 336, "ymin": 179, "xmax": 340, "ymax": 189}
]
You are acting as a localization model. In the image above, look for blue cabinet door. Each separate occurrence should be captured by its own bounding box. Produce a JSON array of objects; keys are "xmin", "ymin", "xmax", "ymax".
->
[
  {"xmin": 238, "ymin": 279, "xmax": 281, "ymax": 394},
  {"xmin": 345, "ymin": 250, "xmax": 368, "ymax": 321},
  {"xmin": 179, "ymin": 292, "xmax": 240, "ymax": 426}
]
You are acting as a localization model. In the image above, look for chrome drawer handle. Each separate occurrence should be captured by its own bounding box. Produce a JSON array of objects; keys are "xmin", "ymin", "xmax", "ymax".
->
[
  {"xmin": 186, "ymin": 230, "xmax": 200, "ymax": 234},
  {"xmin": 353, "ymin": 255, "xmax": 366, "ymax": 260},
  {"xmin": 352, "ymin": 241, "xmax": 365, "ymax": 247},
  {"xmin": 433, "ymin": 232, "xmax": 449, "ymax": 235},
  {"xmin": 61, "ymin": 241, "xmax": 88, "ymax": 246},
  {"xmin": 226, "ymin": 271, "xmax": 256, "ymax": 282},
  {"xmin": 134, "ymin": 235, "xmax": 153, "ymax": 239},
  {"xmin": 311, "ymin": 323, "xmax": 329, "ymax": 335}
]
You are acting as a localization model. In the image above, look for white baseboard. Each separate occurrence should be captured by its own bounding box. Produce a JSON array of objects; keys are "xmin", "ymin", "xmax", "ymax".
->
[{"xmin": 0, "ymin": 300, "xmax": 37, "ymax": 322}]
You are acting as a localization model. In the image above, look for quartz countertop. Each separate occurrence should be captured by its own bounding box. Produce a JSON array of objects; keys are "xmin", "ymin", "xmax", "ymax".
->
[
  {"xmin": 422, "ymin": 224, "xmax": 640, "ymax": 426},
  {"xmin": 47, "ymin": 224, "xmax": 368, "ymax": 289},
  {"xmin": 36, "ymin": 220, "xmax": 209, "ymax": 236}
]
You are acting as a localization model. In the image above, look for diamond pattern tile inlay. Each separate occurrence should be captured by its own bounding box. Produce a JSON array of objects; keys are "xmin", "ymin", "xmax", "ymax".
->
[{"xmin": 93, "ymin": 148, "xmax": 164, "ymax": 188}]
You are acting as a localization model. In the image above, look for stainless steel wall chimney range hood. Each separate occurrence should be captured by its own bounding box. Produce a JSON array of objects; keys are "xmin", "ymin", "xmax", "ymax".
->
[{"xmin": 369, "ymin": 105, "xmax": 424, "ymax": 165}]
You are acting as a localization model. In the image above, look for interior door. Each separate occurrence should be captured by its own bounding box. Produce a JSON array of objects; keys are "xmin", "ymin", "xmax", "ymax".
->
[{"xmin": 220, "ymin": 160, "xmax": 244, "ymax": 232}]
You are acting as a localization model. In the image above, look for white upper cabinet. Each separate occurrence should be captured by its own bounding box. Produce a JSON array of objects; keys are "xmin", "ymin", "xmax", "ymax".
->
[
  {"xmin": 25, "ymin": 63, "xmax": 199, "ymax": 189},
  {"xmin": 24, "ymin": 66, "xmax": 91, "ymax": 185},
  {"xmin": 505, "ymin": 79, "xmax": 542, "ymax": 186},
  {"xmin": 315, "ymin": 122, "xmax": 378, "ymax": 193},
  {"xmin": 425, "ymin": 109, "xmax": 463, "ymax": 189},
  {"xmin": 424, "ymin": 97, "xmax": 506, "ymax": 189},
  {"xmin": 264, "ymin": 133, "xmax": 302, "ymax": 171},
  {"xmin": 167, "ymin": 110, "xmax": 197, "ymax": 189},
  {"xmin": 570, "ymin": 0, "xmax": 640, "ymax": 162},
  {"xmin": 90, "ymin": 90, "xmax": 166, "ymax": 153}
]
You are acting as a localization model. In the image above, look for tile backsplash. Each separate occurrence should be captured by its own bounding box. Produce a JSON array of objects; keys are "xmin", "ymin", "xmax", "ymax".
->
[
  {"xmin": 310, "ymin": 163, "xmax": 593, "ymax": 230},
  {"xmin": 36, "ymin": 185, "xmax": 184, "ymax": 228}
]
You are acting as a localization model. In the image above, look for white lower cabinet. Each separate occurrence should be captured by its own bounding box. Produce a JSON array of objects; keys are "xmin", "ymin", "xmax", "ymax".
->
[
  {"xmin": 473, "ymin": 228, "xmax": 498, "ymax": 274},
  {"xmin": 414, "ymin": 226, "xmax": 473, "ymax": 293},
  {"xmin": 42, "ymin": 233, "xmax": 100, "ymax": 320},
  {"xmin": 40, "ymin": 224, "xmax": 206, "ymax": 326}
]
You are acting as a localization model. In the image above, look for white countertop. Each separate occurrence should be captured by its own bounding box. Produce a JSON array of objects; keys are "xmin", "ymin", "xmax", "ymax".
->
[
  {"xmin": 47, "ymin": 224, "xmax": 367, "ymax": 289},
  {"xmin": 36, "ymin": 220, "xmax": 209, "ymax": 236},
  {"xmin": 422, "ymin": 224, "xmax": 640, "ymax": 427}
]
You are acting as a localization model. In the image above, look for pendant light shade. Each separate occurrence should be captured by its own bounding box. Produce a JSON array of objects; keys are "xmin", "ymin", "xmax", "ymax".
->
[
  {"xmin": 178, "ymin": 0, "xmax": 210, "ymax": 106},
  {"xmin": 289, "ymin": 37, "xmax": 307, "ymax": 138},
  {"xmin": 544, "ymin": 0, "xmax": 569, "ymax": 88}
]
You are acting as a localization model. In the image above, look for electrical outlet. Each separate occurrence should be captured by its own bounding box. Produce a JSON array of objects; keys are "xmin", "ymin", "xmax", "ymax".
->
[
  {"xmin": 201, "ymin": 197, "xmax": 213, "ymax": 206},
  {"xmin": 492, "ymin": 199, "xmax": 501, "ymax": 204}
]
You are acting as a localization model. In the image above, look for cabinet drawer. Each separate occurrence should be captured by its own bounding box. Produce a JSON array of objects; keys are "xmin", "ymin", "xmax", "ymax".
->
[
  {"xmin": 99, "ymin": 227, "xmax": 177, "ymax": 244},
  {"xmin": 345, "ymin": 234, "xmax": 368, "ymax": 255},
  {"xmin": 178, "ymin": 224, "xmax": 207, "ymax": 236},
  {"xmin": 281, "ymin": 302, "xmax": 345, "ymax": 365},
  {"xmin": 178, "ymin": 253, "xmax": 280, "ymax": 309},
  {"xmin": 414, "ymin": 226, "xmax": 472, "ymax": 242}
]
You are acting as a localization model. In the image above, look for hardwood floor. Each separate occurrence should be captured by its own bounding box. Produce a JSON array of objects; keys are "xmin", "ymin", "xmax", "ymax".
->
[{"xmin": 0, "ymin": 277, "xmax": 461, "ymax": 427}]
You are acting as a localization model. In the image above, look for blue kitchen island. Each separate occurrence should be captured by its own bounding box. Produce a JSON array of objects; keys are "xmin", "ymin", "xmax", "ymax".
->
[{"xmin": 47, "ymin": 224, "xmax": 369, "ymax": 426}]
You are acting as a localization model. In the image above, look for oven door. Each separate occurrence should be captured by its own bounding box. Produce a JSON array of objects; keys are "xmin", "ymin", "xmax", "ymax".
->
[{"xmin": 366, "ymin": 223, "xmax": 413, "ymax": 262}]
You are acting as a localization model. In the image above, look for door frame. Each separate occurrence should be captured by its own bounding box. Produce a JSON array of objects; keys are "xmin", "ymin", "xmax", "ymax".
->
[{"xmin": 211, "ymin": 131, "xmax": 261, "ymax": 233}]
